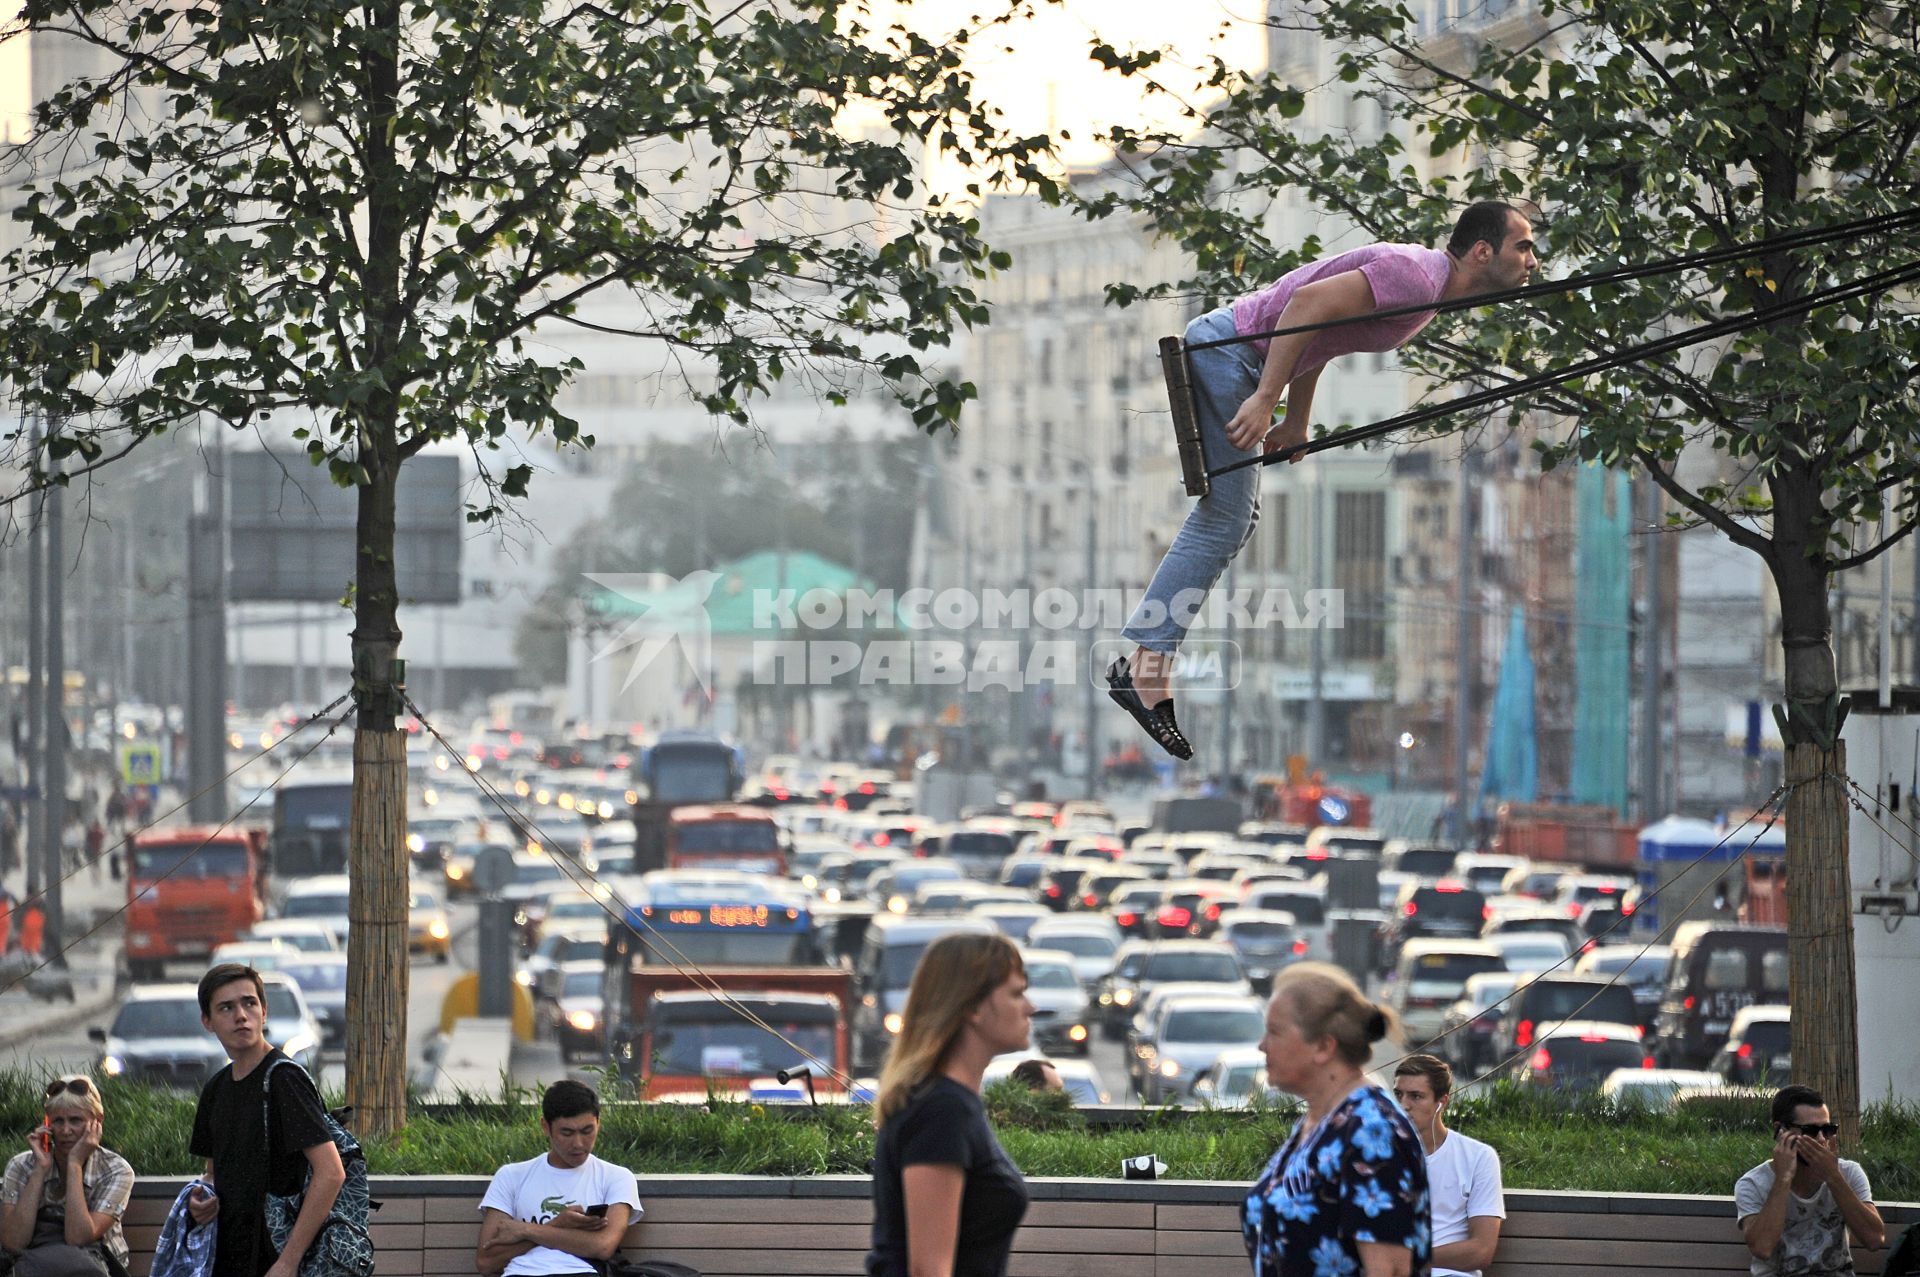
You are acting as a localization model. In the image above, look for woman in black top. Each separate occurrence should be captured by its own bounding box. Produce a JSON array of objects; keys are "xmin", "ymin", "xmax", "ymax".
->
[{"xmin": 866, "ymin": 932, "xmax": 1033, "ymax": 1277}]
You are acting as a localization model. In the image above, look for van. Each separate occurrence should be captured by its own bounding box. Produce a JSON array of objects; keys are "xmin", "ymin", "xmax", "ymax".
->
[
  {"xmin": 850, "ymin": 915, "xmax": 996, "ymax": 1070},
  {"xmin": 1388, "ymin": 940, "xmax": 1505, "ymax": 1044},
  {"xmin": 1651, "ymin": 922, "xmax": 1788, "ymax": 1068}
]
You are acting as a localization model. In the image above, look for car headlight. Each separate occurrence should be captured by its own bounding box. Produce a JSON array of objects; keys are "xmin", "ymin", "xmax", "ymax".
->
[
  {"xmin": 1113, "ymin": 988, "xmax": 1134, "ymax": 1006},
  {"xmin": 567, "ymin": 1010, "xmax": 598, "ymax": 1032},
  {"xmin": 101, "ymin": 1055, "xmax": 125, "ymax": 1076},
  {"xmin": 1159, "ymin": 1059, "xmax": 1182, "ymax": 1079},
  {"xmin": 406, "ymin": 833, "xmax": 425, "ymax": 853},
  {"xmin": 887, "ymin": 896, "xmax": 908, "ymax": 914},
  {"xmin": 447, "ymin": 864, "xmax": 467, "ymax": 880},
  {"xmin": 884, "ymin": 1012, "xmax": 904, "ymax": 1035},
  {"xmin": 1068, "ymin": 1024, "xmax": 1088, "ymax": 1042},
  {"xmin": 515, "ymin": 971, "xmax": 534, "ymax": 986},
  {"xmin": 428, "ymin": 919, "xmax": 449, "ymax": 940},
  {"xmin": 824, "ymin": 887, "xmax": 842, "ymax": 903},
  {"xmin": 283, "ymin": 1031, "xmax": 319, "ymax": 1058}
]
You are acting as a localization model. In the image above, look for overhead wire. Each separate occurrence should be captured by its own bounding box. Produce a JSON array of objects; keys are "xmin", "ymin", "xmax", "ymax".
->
[
  {"xmin": 0, "ymin": 697, "xmax": 356, "ymax": 999},
  {"xmin": 400, "ymin": 694, "xmax": 864, "ymax": 1095}
]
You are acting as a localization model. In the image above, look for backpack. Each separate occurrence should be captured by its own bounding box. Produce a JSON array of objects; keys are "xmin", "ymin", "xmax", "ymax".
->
[{"xmin": 261, "ymin": 1056, "xmax": 377, "ymax": 1277}]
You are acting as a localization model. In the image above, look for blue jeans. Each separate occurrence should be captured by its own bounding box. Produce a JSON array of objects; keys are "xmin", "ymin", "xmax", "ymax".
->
[{"xmin": 1121, "ymin": 306, "xmax": 1263, "ymax": 654}]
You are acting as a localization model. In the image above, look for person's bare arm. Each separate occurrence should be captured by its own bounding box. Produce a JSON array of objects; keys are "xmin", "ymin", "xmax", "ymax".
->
[
  {"xmin": 484, "ymin": 1204, "xmax": 628, "ymax": 1267},
  {"xmin": 263, "ymin": 1141, "xmax": 346, "ymax": 1277},
  {"xmin": 901, "ymin": 1163, "xmax": 965, "ymax": 1277},
  {"xmin": 61, "ymin": 1120, "xmax": 117, "ymax": 1246},
  {"xmin": 1798, "ymin": 1140, "xmax": 1885, "ymax": 1249},
  {"xmin": 0, "ymin": 1159, "xmax": 49, "ymax": 1252},
  {"xmin": 1226, "ymin": 271, "xmax": 1378, "ymax": 450},
  {"xmin": 475, "ymin": 1207, "xmax": 535, "ymax": 1277},
  {"xmin": 1356, "ymin": 1238, "xmax": 1413, "ymax": 1277},
  {"xmin": 1742, "ymin": 1132, "xmax": 1800, "ymax": 1260},
  {"xmin": 186, "ymin": 1163, "xmax": 218, "ymax": 1227},
  {"xmin": 1264, "ymin": 365, "xmax": 1324, "ymax": 456},
  {"xmin": 1431, "ymin": 1216, "xmax": 1502, "ymax": 1273}
]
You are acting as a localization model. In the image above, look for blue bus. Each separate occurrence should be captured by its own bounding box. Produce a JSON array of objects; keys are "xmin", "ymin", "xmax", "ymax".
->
[{"xmin": 618, "ymin": 870, "xmax": 815, "ymax": 967}]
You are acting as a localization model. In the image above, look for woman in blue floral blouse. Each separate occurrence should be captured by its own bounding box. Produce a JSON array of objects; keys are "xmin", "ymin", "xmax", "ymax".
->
[{"xmin": 1244, "ymin": 963, "xmax": 1431, "ymax": 1277}]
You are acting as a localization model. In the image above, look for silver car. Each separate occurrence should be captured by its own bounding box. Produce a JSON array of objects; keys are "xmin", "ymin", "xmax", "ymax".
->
[
  {"xmin": 278, "ymin": 952, "xmax": 350, "ymax": 1050},
  {"xmin": 1132, "ymin": 993, "xmax": 1267, "ymax": 1105},
  {"xmin": 1019, "ymin": 949, "xmax": 1093, "ymax": 1057},
  {"xmin": 90, "ymin": 985, "xmax": 232, "ymax": 1089}
]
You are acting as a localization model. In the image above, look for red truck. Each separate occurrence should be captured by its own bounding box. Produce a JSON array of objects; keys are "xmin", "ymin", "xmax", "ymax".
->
[
  {"xmin": 614, "ymin": 967, "xmax": 853, "ymax": 1099},
  {"xmin": 1488, "ymin": 801, "xmax": 1639, "ymax": 870},
  {"xmin": 125, "ymin": 827, "xmax": 267, "ymax": 981}
]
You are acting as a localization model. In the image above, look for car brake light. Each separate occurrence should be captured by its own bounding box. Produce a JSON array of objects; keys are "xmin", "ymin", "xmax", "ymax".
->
[
  {"xmin": 1622, "ymin": 902, "xmax": 1635, "ymax": 915},
  {"xmin": 1116, "ymin": 912, "xmax": 1137, "ymax": 927},
  {"xmin": 860, "ymin": 782, "xmax": 876, "ymax": 794},
  {"xmin": 1642, "ymin": 1055, "xmax": 1656, "ymax": 1069},
  {"xmin": 874, "ymin": 833, "xmax": 890, "ymax": 846},
  {"xmin": 1516, "ymin": 1019, "xmax": 1534, "ymax": 1047},
  {"xmin": 1046, "ymin": 884, "xmax": 1062, "ymax": 897},
  {"xmin": 1483, "ymin": 905, "xmax": 1493, "ymax": 920},
  {"xmin": 1205, "ymin": 903, "xmax": 1222, "ymax": 920},
  {"xmin": 1159, "ymin": 906, "xmax": 1192, "ymax": 928},
  {"xmin": 1403, "ymin": 902, "xmax": 1418, "ymax": 916},
  {"xmin": 1529, "ymin": 1048, "xmax": 1551, "ymax": 1070},
  {"xmin": 1082, "ymin": 894, "xmax": 1098, "ymax": 907},
  {"xmin": 1635, "ymin": 1024, "xmax": 1645, "ymax": 1038},
  {"xmin": 1567, "ymin": 903, "xmax": 1582, "ymax": 917},
  {"xmin": 1683, "ymin": 995, "xmax": 1695, "ymax": 1010},
  {"xmin": 1292, "ymin": 939, "xmax": 1309, "ymax": 956},
  {"xmin": 1578, "ymin": 1033, "xmax": 1608, "ymax": 1043},
  {"xmin": 1737, "ymin": 1042, "xmax": 1753, "ymax": 1059},
  {"xmin": 835, "ymin": 798, "xmax": 849, "ymax": 810},
  {"xmin": 1306, "ymin": 850, "xmax": 1328, "ymax": 860},
  {"xmin": 1436, "ymin": 881, "xmax": 1464, "ymax": 893},
  {"xmin": 1598, "ymin": 884, "xmax": 1617, "ymax": 893}
]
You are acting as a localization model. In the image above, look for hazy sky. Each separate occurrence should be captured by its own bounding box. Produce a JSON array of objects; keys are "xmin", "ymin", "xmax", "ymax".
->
[{"xmin": 0, "ymin": 2, "xmax": 1264, "ymax": 180}]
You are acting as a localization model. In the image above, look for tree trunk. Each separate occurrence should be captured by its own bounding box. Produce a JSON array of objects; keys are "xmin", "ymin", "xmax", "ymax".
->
[
  {"xmin": 344, "ymin": 0, "xmax": 410, "ymax": 1138},
  {"xmin": 1770, "ymin": 527, "xmax": 1860, "ymax": 1143}
]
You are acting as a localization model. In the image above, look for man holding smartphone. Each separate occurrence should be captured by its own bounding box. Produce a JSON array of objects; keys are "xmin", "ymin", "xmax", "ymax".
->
[
  {"xmin": 1736, "ymin": 1085, "xmax": 1885, "ymax": 1275},
  {"xmin": 475, "ymin": 1081, "xmax": 642, "ymax": 1277}
]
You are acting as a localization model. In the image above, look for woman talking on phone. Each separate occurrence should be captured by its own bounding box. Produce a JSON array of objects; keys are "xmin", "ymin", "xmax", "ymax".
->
[
  {"xmin": 0, "ymin": 1075, "xmax": 135, "ymax": 1277},
  {"xmin": 866, "ymin": 933, "xmax": 1033, "ymax": 1277},
  {"xmin": 1246, "ymin": 964, "xmax": 1431, "ymax": 1277}
]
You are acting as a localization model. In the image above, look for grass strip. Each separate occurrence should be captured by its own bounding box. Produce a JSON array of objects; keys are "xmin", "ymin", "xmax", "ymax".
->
[{"xmin": 7, "ymin": 1070, "xmax": 1914, "ymax": 1198}]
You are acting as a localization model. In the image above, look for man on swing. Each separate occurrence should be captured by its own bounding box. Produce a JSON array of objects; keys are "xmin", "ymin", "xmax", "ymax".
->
[{"xmin": 1108, "ymin": 201, "xmax": 1538, "ymax": 759}]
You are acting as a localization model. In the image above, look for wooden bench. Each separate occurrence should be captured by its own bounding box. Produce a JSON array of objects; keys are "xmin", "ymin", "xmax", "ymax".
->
[{"xmin": 120, "ymin": 1177, "xmax": 1917, "ymax": 1277}]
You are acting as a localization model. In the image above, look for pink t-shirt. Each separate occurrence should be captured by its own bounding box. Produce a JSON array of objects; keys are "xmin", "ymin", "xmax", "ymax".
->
[{"xmin": 1229, "ymin": 243, "xmax": 1453, "ymax": 372}]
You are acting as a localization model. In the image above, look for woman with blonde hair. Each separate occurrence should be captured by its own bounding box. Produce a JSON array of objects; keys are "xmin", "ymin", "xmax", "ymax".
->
[
  {"xmin": 1244, "ymin": 963, "xmax": 1431, "ymax": 1277},
  {"xmin": 865, "ymin": 932, "xmax": 1033, "ymax": 1277},
  {"xmin": 0, "ymin": 1076, "xmax": 135, "ymax": 1277}
]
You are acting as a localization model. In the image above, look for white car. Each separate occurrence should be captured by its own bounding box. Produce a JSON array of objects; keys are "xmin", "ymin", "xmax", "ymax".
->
[
  {"xmin": 242, "ymin": 919, "xmax": 341, "ymax": 954},
  {"xmin": 1486, "ymin": 931, "xmax": 1572, "ymax": 975},
  {"xmin": 1600, "ymin": 1067, "xmax": 1722, "ymax": 1111},
  {"xmin": 1190, "ymin": 1046, "xmax": 1281, "ymax": 1109},
  {"xmin": 278, "ymin": 874, "xmax": 353, "ymax": 945},
  {"xmin": 1132, "ymin": 992, "xmax": 1267, "ymax": 1104},
  {"xmin": 210, "ymin": 939, "xmax": 300, "ymax": 973},
  {"xmin": 1026, "ymin": 917, "xmax": 1123, "ymax": 990}
]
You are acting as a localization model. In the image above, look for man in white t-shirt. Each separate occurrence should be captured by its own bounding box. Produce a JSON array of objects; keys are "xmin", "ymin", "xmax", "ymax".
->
[
  {"xmin": 476, "ymin": 1080, "xmax": 644, "ymax": 1277},
  {"xmin": 1735, "ymin": 1085, "xmax": 1884, "ymax": 1276},
  {"xmin": 1392, "ymin": 1055, "xmax": 1504, "ymax": 1277}
]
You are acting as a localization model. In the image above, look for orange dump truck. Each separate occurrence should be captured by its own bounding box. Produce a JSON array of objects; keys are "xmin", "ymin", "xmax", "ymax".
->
[
  {"xmin": 126, "ymin": 827, "xmax": 266, "ymax": 980},
  {"xmin": 614, "ymin": 967, "xmax": 852, "ymax": 1099}
]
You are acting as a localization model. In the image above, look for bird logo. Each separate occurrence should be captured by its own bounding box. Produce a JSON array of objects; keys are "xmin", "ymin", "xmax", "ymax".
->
[{"xmin": 583, "ymin": 569, "xmax": 720, "ymax": 695}]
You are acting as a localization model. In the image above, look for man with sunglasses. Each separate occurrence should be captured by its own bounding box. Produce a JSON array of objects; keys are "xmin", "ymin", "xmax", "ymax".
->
[{"xmin": 1736, "ymin": 1084, "xmax": 1885, "ymax": 1275}]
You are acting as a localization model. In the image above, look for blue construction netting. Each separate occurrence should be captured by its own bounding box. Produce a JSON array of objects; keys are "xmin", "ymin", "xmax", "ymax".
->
[
  {"xmin": 1478, "ymin": 603, "xmax": 1540, "ymax": 814},
  {"xmin": 1571, "ymin": 464, "xmax": 1633, "ymax": 816}
]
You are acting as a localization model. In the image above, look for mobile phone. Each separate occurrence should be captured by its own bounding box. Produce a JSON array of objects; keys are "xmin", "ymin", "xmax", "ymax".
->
[
  {"xmin": 584, "ymin": 1204, "xmax": 609, "ymax": 1218},
  {"xmin": 34, "ymin": 1124, "xmax": 51, "ymax": 1155}
]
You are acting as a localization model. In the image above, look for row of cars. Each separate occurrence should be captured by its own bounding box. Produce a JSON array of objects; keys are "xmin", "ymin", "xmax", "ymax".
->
[{"xmin": 91, "ymin": 875, "xmax": 457, "ymax": 1087}]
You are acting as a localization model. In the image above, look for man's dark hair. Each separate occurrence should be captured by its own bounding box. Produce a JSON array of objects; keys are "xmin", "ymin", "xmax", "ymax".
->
[
  {"xmin": 1771, "ymin": 1084, "xmax": 1826, "ymax": 1126},
  {"xmin": 1009, "ymin": 1058, "xmax": 1058, "ymax": 1091},
  {"xmin": 1448, "ymin": 201, "xmax": 1524, "ymax": 257},
  {"xmin": 542, "ymin": 1078, "xmax": 600, "ymax": 1124},
  {"xmin": 197, "ymin": 963, "xmax": 266, "ymax": 1018},
  {"xmin": 1393, "ymin": 1052, "xmax": 1453, "ymax": 1100}
]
